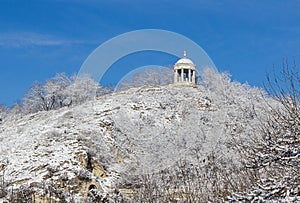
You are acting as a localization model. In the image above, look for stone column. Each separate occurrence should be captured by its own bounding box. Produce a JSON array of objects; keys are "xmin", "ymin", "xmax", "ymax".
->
[
  {"xmin": 188, "ymin": 69, "xmax": 191, "ymax": 83},
  {"xmin": 174, "ymin": 69, "xmax": 177, "ymax": 83},
  {"xmin": 192, "ymin": 70, "xmax": 196, "ymax": 84},
  {"xmin": 181, "ymin": 68, "xmax": 184, "ymax": 82}
]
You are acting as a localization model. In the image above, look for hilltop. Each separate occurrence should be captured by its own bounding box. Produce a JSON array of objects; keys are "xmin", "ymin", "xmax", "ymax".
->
[{"xmin": 0, "ymin": 70, "xmax": 274, "ymax": 202}]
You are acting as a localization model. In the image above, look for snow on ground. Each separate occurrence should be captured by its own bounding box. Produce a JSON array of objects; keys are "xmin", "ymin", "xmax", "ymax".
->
[{"xmin": 0, "ymin": 83, "xmax": 267, "ymax": 200}]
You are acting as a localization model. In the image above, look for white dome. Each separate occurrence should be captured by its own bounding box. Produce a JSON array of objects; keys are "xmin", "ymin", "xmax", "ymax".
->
[
  {"xmin": 175, "ymin": 57, "xmax": 194, "ymax": 65},
  {"xmin": 175, "ymin": 50, "xmax": 195, "ymax": 65}
]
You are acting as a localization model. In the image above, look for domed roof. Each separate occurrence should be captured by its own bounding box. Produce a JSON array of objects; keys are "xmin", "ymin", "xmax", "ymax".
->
[{"xmin": 175, "ymin": 51, "xmax": 195, "ymax": 65}]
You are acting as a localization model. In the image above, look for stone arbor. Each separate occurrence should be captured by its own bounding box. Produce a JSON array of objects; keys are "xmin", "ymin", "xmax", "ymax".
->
[{"xmin": 174, "ymin": 51, "xmax": 196, "ymax": 85}]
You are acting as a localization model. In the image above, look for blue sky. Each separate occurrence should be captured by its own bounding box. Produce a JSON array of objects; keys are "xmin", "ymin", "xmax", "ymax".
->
[{"xmin": 0, "ymin": 0, "xmax": 299, "ymax": 106}]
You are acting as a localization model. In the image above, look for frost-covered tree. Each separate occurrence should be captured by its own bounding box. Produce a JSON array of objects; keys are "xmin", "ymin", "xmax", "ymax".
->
[
  {"xmin": 9, "ymin": 102, "xmax": 24, "ymax": 119},
  {"xmin": 115, "ymin": 67, "xmax": 173, "ymax": 91},
  {"xmin": 0, "ymin": 105, "xmax": 8, "ymax": 123},
  {"xmin": 23, "ymin": 82, "xmax": 51, "ymax": 113},
  {"xmin": 44, "ymin": 73, "xmax": 72, "ymax": 108},
  {"xmin": 229, "ymin": 61, "xmax": 300, "ymax": 202},
  {"xmin": 65, "ymin": 75, "xmax": 99, "ymax": 105},
  {"xmin": 22, "ymin": 73, "xmax": 72, "ymax": 113},
  {"xmin": 129, "ymin": 153, "xmax": 257, "ymax": 202},
  {"xmin": 23, "ymin": 73, "xmax": 103, "ymax": 113}
]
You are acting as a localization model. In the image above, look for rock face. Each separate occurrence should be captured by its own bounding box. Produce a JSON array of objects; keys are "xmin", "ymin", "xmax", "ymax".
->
[{"xmin": 0, "ymin": 84, "xmax": 266, "ymax": 202}]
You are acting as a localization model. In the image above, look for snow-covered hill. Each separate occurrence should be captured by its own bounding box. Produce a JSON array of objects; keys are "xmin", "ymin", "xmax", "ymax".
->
[{"xmin": 0, "ymin": 73, "xmax": 268, "ymax": 202}]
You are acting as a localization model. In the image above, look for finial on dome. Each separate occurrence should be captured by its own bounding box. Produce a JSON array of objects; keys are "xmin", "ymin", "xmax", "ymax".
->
[{"xmin": 183, "ymin": 50, "xmax": 187, "ymax": 57}]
